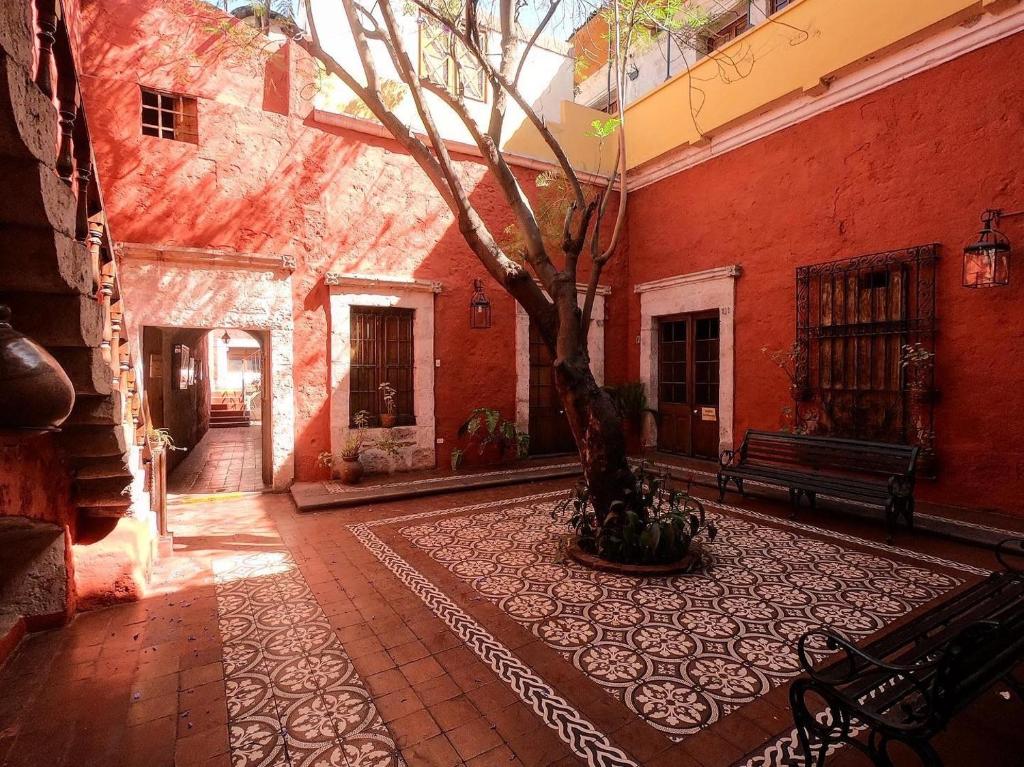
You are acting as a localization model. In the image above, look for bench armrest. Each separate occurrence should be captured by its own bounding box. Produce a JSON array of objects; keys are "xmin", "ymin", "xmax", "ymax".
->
[
  {"xmin": 887, "ymin": 474, "xmax": 915, "ymax": 498},
  {"xmin": 719, "ymin": 449, "xmax": 736, "ymax": 468},
  {"xmin": 797, "ymin": 627, "xmax": 939, "ymax": 686},
  {"xmin": 996, "ymin": 538, "xmax": 1024, "ymax": 573}
]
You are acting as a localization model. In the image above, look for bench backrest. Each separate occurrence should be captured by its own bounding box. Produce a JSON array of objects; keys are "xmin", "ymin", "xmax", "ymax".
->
[
  {"xmin": 739, "ymin": 430, "xmax": 917, "ymax": 480},
  {"xmin": 930, "ymin": 576, "xmax": 1024, "ymax": 720}
]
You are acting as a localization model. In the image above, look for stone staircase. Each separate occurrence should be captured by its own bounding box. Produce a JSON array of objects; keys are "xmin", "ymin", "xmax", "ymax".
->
[
  {"xmin": 210, "ymin": 392, "xmax": 252, "ymax": 428},
  {"xmin": 1, "ymin": 0, "xmax": 151, "ymax": 520}
]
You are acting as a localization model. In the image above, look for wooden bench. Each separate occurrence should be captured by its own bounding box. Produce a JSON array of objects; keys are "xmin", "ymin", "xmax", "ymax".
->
[
  {"xmin": 789, "ymin": 539, "xmax": 1024, "ymax": 766},
  {"xmin": 717, "ymin": 430, "xmax": 919, "ymax": 534}
]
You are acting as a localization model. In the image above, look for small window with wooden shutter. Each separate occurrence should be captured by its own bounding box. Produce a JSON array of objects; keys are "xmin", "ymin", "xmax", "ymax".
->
[
  {"xmin": 350, "ymin": 307, "xmax": 415, "ymax": 427},
  {"xmin": 141, "ymin": 87, "xmax": 198, "ymax": 144}
]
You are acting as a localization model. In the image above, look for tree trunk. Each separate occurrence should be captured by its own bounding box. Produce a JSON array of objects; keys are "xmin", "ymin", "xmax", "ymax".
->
[{"xmin": 553, "ymin": 349, "xmax": 637, "ymax": 531}]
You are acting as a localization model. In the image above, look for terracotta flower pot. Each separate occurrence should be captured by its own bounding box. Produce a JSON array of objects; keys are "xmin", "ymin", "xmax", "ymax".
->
[
  {"xmin": 336, "ymin": 457, "xmax": 364, "ymax": 484},
  {"xmin": 380, "ymin": 413, "xmax": 397, "ymax": 428}
]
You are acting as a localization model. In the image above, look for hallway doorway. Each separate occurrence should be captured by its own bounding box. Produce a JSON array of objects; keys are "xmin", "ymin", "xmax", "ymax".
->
[{"xmin": 143, "ymin": 326, "xmax": 271, "ymax": 495}]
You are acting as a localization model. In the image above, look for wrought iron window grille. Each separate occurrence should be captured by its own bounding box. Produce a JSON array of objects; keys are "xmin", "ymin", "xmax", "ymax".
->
[{"xmin": 795, "ymin": 245, "xmax": 938, "ymax": 467}]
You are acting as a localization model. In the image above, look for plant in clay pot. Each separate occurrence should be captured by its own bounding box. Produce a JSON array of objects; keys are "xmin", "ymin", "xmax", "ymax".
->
[
  {"xmin": 327, "ymin": 410, "xmax": 370, "ymax": 484},
  {"xmin": 378, "ymin": 381, "xmax": 398, "ymax": 428},
  {"xmin": 454, "ymin": 407, "xmax": 528, "ymax": 468},
  {"xmin": 604, "ymin": 382, "xmax": 652, "ymax": 456},
  {"xmin": 555, "ymin": 462, "xmax": 716, "ymax": 572}
]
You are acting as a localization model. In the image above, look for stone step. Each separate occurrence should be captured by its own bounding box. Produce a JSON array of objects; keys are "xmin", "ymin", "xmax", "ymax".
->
[
  {"xmin": 49, "ymin": 347, "xmax": 114, "ymax": 396},
  {"xmin": 0, "ymin": 160, "xmax": 76, "ymax": 236},
  {"xmin": 57, "ymin": 424, "xmax": 127, "ymax": 459},
  {"xmin": 210, "ymin": 420, "xmax": 251, "ymax": 428},
  {"xmin": 0, "ymin": 227, "xmax": 92, "ymax": 295},
  {"xmin": 291, "ymin": 461, "xmax": 581, "ymax": 512},
  {"xmin": 74, "ymin": 456, "xmax": 132, "ymax": 480},
  {"xmin": 66, "ymin": 392, "xmax": 123, "ymax": 427},
  {"xmin": 74, "ymin": 477, "xmax": 132, "ymax": 508},
  {"xmin": 0, "ymin": 51, "xmax": 57, "ymax": 165},
  {"xmin": 1, "ymin": 292, "xmax": 104, "ymax": 347}
]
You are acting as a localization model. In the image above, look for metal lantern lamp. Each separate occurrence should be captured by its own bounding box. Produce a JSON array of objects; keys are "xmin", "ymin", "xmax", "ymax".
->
[
  {"xmin": 221, "ymin": 330, "xmax": 231, "ymax": 345},
  {"xmin": 469, "ymin": 278, "xmax": 491, "ymax": 329},
  {"xmin": 963, "ymin": 209, "xmax": 1022, "ymax": 288}
]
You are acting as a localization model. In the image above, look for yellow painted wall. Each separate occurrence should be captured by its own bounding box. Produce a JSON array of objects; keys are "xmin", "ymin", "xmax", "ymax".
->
[
  {"xmin": 503, "ymin": 99, "xmax": 617, "ymax": 175},
  {"xmin": 622, "ymin": 0, "xmax": 1011, "ymax": 169}
]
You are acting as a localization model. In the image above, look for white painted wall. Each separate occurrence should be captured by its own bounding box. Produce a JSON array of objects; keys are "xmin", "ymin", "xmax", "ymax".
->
[
  {"xmin": 575, "ymin": 0, "xmax": 773, "ymax": 111},
  {"xmin": 305, "ymin": 0, "xmax": 575, "ymax": 148}
]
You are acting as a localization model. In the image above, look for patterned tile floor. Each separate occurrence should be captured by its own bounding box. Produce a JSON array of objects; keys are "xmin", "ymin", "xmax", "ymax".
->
[
  {"xmin": 399, "ymin": 500, "xmax": 962, "ymax": 740},
  {"xmin": 0, "ymin": 480, "xmax": 1021, "ymax": 767}
]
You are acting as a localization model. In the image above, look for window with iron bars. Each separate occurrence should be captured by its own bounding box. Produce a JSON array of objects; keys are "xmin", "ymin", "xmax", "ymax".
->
[
  {"xmin": 141, "ymin": 88, "xmax": 198, "ymax": 144},
  {"xmin": 701, "ymin": 10, "xmax": 750, "ymax": 55},
  {"xmin": 769, "ymin": 0, "xmax": 793, "ymax": 14},
  {"xmin": 418, "ymin": 13, "xmax": 487, "ymax": 102},
  {"xmin": 795, "ymin": 245, "xmax": 938, "ymax": 446},
  {"xmin": 350, "ymin": 307, "xmax": 415, "ymax": 427}
]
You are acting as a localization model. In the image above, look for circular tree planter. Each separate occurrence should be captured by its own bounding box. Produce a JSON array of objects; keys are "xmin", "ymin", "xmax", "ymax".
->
[{"xmin": 563, "ymin": 539, "xmax": 710, "ymax": 576}]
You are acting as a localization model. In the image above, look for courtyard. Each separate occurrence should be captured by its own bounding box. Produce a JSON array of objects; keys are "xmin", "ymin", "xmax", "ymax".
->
[
  {"xmin": 3, "ymin": 0, "xmax": 1024, "ymax": 765},
  {"xmin": 1, "ymin": 469, "xmax": 1021, "ymax": 766}
]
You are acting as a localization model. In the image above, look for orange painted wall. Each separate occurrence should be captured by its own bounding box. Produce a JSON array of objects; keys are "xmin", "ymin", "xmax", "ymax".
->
[
  {"xmin": 78, "ymin": 0, "xmax": 621, "ymax": 480},
  {"xmin": 626, "ymin": 30, "xmax": 1024, "ymax": 516}
]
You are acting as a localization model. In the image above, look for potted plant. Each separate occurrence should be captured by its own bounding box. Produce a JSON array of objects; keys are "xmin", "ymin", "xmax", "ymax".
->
[
  {"xmin": 604, "ymin": 382, "xmax": 651, "ymax": 456},
  {"xmin": 555, "ymin": 462, "xmax": 716, "ymax": 574},
  {"xmin": 331, "ymin": 410, "xmax": 370, "ymax": 484},
  {"xmin": 453, "ymin": 407, "xmax": 528, "ymax": 469},
  {"xmin": 378, "ymin": 381, "xmax": 397, "ymax": 428}
]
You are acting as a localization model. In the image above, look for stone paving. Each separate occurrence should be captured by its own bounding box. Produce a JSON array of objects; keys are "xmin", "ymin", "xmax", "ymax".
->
[
  {"xmin": 0, "ymin": 481, "xmax": 1021, "ymax": 767},
  {"xmin": 170, "ymin": 426, "xmax": 265, "ymax": 495}
]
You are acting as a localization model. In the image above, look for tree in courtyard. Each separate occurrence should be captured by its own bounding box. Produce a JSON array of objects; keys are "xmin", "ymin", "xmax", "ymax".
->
[
  {"xmin": 286, "ymin": 0, "xmax": 721, "ymax": 542},
  {"xmin": 184, "ymin": 0, "xmax": 784, "ymax": 554}
]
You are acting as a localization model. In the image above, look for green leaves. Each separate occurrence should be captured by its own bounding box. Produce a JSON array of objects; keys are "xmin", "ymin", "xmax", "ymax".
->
[
  {"xmin": 557, "ymin": 459, "xmax": 715, "ymax": 566},
  {"xmin": 587, "ymin": 117, "xmax": 621, "ymax": 138}
]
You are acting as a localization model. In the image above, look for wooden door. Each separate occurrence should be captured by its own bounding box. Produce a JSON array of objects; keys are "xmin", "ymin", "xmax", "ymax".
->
[
  {"xmin": 657, "ymin": 312, "xmax": 720, "ymax": 459},
  {"xmin": 529, "ymin": 321, "xmax": 576, "ymax": 455}
]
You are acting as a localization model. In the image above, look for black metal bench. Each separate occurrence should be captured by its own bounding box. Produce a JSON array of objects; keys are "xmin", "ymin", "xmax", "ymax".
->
[
  {"xmin": 718, "ymin": 430, "xmax": 919, "ymax": 534},
  {"xmin": 789, "ymin": 539, "xmax": 1024, "ymax": 766}
]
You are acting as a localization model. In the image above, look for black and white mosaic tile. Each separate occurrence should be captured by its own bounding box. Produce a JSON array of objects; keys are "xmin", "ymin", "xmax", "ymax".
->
[
  {"xmin": 400, "ymin": 500, "xmax": 963, "ymax": 740},
  {"xmin": 214, "ymin": 552, "xmax": 403, "ymax": 767}
]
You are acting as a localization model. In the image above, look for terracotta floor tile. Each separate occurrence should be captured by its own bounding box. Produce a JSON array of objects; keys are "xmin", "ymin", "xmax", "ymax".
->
[
  {"xmin": 446, "ymin": 716, "xmax": 504, "ymax": 761},
  {"xmin": 127, "ymin": 691, "xmax": 180, "ymax": 725},
  {"xmin": 374, "ymin": 686, "xmax": 424, "ymax": 723},
  {"xmin": 402, "ymin": 733, "xmax": 462, "ymax": 767},
  {"xmin": 391, "ymin": 707, "xmax": 442, "ymax": 749}
]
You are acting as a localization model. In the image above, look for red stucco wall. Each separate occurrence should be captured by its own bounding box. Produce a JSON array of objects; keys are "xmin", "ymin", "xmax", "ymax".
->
[
  {"xmin": 79, "ymin": 0, "xmax": 1024, "ymax": 516},
  {"xmin": 78, "ymin": 0, "xmax": 618, "ymax": 480},
  {"xmin": 626, "ymin": 30, "xmax": 1024, "ymax": 515}
]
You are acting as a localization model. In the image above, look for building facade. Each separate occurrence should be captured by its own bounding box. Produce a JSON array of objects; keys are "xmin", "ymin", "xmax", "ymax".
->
[{"xmin": 77, "ymin": 0, "xmax": 1024, "ymax": 521}]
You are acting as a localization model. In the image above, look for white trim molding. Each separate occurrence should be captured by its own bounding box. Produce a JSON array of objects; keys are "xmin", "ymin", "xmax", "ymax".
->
[
  {"xmin": 324, "ymin": 272, "xmax": 443, "ymax": 294},
  {"xmin": 327, "ymin": 277, "xmax": 439, "ymax": 473},
  {"xmin": 118, "ymin": 242, "xmax": 296, "ymax": 273},
  {"xmin": 637, "ymin": 265, "xmax": 741, "ymax": 455},
  {"xmin": 627, "ymin": 3, "xmax": 1024, "ymax": 191},
  {"xmin": 515, "ymin": 287, "xmax": 610, "ymax": 434}
]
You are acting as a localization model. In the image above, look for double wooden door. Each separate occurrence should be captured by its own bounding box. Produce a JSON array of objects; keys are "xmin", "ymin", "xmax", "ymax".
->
[
  {"xmin": 657, "ymin": 311, "xmax": 720, "ymax": 459},
  {"xmin": 528, "ymin": 321, "xmax": 577, "ymax": 455}
]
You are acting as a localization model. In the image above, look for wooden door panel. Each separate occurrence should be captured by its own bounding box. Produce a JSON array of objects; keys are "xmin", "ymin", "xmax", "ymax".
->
[
  {"xmin": 691, "ymin": 314, "xmax": 720, "ymax": 459},
  {"xmin": 657, "ymin": 313, "xmax": 720, "ymax": 458},
  {"xmin": 657, "ymin": 318, "xmax": 691, "ymax": 454},
  {"xmin": 528, "ymin": 322, "xmax": 576, "ymax": 455}
]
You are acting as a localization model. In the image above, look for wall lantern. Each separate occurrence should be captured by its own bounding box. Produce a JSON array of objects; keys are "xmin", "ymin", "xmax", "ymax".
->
[
  {"xmin": 963, "ymin": 208, "xmax": 1023, "ymax": 288},
  {"xmin": 469, "ymin": 279, "xmax": 491, "ymax": 329},
  {"xmin": 626, "ymin": 61, "xmax": 640, "ymax": 81},
  {"xmin": 221, "ymin": 330, "xmax": 231, "ymax": 345}
]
